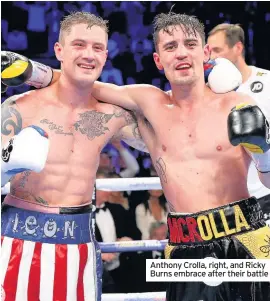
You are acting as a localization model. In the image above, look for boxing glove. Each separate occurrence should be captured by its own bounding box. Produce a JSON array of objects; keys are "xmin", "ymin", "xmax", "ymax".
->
[
  {"xmin": 204, "ymin": 58, "xmax": 242, "ymax": 93},
  {"xmin": 228, "ymin": 103, "xmax": 270, "ymax": 172},
  {"xmin": 1, "ymin": 51, "xmax": 53, "ymax": 89},
  {"xmin": 1, "ymin": 125, "xmax": 50, "ymax": 186}
]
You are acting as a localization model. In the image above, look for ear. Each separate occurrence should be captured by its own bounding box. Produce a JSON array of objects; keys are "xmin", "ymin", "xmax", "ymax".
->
[
  {"xmin": 234, "ymin": 41, "xmax": 243, "ymax": 56},
  {"xmin": 153, "ymin": 52, "xmax": 163, "ymax": 71},
  {"xmin": 203, "ymin": 44, "xmax": 211, "ymax": 63},
  {"xmin": 54, "ymin": 42, "xmax": 63, "ymax": 62}
]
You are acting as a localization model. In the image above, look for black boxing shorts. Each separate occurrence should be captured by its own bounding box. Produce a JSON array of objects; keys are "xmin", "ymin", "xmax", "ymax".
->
[{"xmin": 165, "ymin": 197, "xmax": 270, "ymax": 301}]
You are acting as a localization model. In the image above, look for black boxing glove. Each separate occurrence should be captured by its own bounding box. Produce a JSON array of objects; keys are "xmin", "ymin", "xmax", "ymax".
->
[{"xmin": 228, "ymin": 103, "xmax": 270, "ymax": 172}]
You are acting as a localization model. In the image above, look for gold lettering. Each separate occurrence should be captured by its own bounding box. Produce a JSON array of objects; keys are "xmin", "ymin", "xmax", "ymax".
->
[
  {"xmin": 234, "ymin": 205, "xmax": 250, "ymax": 232},
  {"xmin": 197, "ymin": 215, "xmax": 213, "ymax": 241},
  {"xmin": 219, "ymin": 209, "xmax": 236, "ymax": 235},
  {"xmin": 209, "ymin": 213, "xmax": 225, "ymax": 238}
]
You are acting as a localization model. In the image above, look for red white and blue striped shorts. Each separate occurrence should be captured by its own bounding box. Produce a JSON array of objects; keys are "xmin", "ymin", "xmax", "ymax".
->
[{"xmin": 1, "ymin": 205, "xmax": 102, "ymax": 301}]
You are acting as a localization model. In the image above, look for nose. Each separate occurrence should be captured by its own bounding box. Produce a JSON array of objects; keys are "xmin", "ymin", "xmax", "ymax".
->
[
  {"xmin": 175, "ymin": 44, "xmax": 188, "ymax": 60},
  {"xmin": 82, "ymin": 46, "xmax": 95, "ymax": 61}
]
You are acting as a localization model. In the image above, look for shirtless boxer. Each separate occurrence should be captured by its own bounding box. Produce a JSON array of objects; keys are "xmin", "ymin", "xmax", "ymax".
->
[
  {"xmin": 2, "ymin": 12, "xmax": 270, "ymax": 301},
  {"xmin": 1, "ymin": 12, "xmax": 146, "ymax": 301},
  {"xmin": 207, "ymin": 23, "xmax": 270, "ymax": 226}
]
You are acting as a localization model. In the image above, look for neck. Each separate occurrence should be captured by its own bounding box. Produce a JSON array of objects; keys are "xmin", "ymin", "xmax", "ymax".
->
[
  {"xmin": 170, "ymin": 79, "xmax": 208, "ymax": 109},
  {"xmin": 235, "ymin": 57, "xmax": 252, "ymax": 83},
  {"xmin": 56, "ymin": 74, "xmax": 96, "ymax": 108}
]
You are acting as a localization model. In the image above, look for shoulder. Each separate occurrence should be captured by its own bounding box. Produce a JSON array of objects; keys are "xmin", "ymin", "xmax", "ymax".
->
[
  {"xmin": 221, "ymin": 91, "xmax": 255, "ymax": 110},
  {"xmin": 2, "ymin": 89, "xmax": 46, "ymax": 109},
  {"xmin": 248, "ymin": 66, "xmax": 270, "ymax": 86},
  {"xmin": 128, "ymin": 84, "xmax": 170, "ymax": 104}
]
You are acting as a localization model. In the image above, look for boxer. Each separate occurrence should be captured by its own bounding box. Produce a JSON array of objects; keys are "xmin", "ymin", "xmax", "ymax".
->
[{"xmin": 2, "ymin": 12, "xmax": 269, "ymax": 301}]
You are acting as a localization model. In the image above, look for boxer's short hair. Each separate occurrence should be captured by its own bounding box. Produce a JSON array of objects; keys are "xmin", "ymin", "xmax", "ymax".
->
[
  {"xmin": 59, "ymin": 11, "xmax": 109, "ymax": 44},
  {"xmin": 208, "ymin": 23, "xmax": 245, "ymax": 56},
  {"xmin": 153, "ymin": 13, "xmax": 205, "ymax": 51}
]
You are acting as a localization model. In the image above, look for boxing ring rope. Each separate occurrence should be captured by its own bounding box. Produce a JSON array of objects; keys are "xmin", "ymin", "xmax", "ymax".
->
[
  {"xmin": 1, "ymin": 177, "xmax": 162, "ymax": 195},
  {"xmin": 2, "ymin": 177, "xmax": 167, "ymax": 300},
  {"xmin": 100, "ymin": 239, "xmax": 167, "ymax": 253},
  {"xmin": 101, "ymin": 292, "xmax": 166, "ymax": 301}
]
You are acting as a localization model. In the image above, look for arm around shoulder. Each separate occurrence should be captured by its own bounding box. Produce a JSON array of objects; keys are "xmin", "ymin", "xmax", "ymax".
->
[{"xmin": 93, "ymin": 82, "xmax": 166, "ymax": 112}]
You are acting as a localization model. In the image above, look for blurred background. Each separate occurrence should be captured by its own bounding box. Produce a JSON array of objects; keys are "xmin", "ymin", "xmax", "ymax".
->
[{"xmin": 1, "ymin": 0, "xmax": 270, "ymax": 294}]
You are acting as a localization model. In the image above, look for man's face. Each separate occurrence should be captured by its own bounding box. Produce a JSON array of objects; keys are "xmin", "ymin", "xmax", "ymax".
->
[
  {"xmin": 55, "ymin": 24, "xmax": 108, "ymax": 87},
  {"xmin": 153, "ymin": 25, "xmax": 209, "ymax": 86},
  {"xmin": 207, "ymin": 31, "xmax": 238, "ymax": 64}
]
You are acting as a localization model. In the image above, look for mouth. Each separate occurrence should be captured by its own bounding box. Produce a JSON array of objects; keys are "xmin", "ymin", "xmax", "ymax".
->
[
  {"xmin": 175, "ymin": 63, "xmax": 191, "ymax": 71},
  {"xmin": 77, "ymin": 63, "xmax": 95, "ymax": 70}
]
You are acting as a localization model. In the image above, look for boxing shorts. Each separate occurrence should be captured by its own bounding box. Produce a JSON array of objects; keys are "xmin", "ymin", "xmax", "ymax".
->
[
  {"xmin": 258, "ymin": 194, "xmax": 270, "ymax": 227},
  {"xmin": 1, "ymin": 204, "xmax": 102, "ymax": 301},
  {"xmin": 165, "ymin": 197, "xmax": 270, "ymax": 301}
]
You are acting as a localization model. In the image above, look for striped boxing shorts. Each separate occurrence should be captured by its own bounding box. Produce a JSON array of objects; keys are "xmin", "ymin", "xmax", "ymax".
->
[
  {"xmin": 165, "ymin": 197, "xmax": 270, "ymax": 301},
  {"xmin": 1, "ymin": 204, "xmax": 102, "ymax": 301}
]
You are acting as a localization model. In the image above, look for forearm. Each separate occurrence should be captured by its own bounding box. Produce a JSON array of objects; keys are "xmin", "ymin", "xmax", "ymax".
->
[{"xmin": 119, "ymin": 147, "xmax": 140, "ymax": 178}]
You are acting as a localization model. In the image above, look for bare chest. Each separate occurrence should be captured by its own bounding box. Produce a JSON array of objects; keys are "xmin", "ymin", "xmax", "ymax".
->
[
  {"xmin": 26, "ymin": 106, "xmax": 121, "ymax": 164},
  {"xmin": 143, "ymin": 105, "xmax": 232, "ymax": 161}
]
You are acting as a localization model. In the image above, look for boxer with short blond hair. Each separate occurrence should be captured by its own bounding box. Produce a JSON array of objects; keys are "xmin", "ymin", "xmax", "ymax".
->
[{"xmin": 1, "ymin": 12, "xmax": 146, "ymax": 301}]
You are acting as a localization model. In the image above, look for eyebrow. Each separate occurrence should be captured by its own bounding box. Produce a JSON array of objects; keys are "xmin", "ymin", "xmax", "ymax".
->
[
  {"xmin": 162, "ymin": 38, "xmax": 199, "ymax": 49},
  {"xmin": 71, "ymin": 39, "xmax": 105, "ymax": 47}
]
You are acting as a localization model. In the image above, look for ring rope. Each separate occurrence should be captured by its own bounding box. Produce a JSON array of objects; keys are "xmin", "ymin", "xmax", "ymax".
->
[
  {"xmin": 1, "ymin": 177, "xmax": 162, "ymax": 195},
  {"xmin": 99, "ymin": 239, "xmax": 167, "ymax": 253},
  {"xmin": 101, "ymin": 291, "xmax": 166, "ymax": 301}
]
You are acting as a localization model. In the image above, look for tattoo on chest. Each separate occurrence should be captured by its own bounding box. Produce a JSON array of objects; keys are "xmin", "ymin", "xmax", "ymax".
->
[
  {"xmin": 73, "ymin": 111, "xmax": 114, "ymax": 140},
  {"xmin": 40, "ymin": 119, "xmax": 73, "ymax": 136},
  {"xmin": 1, "ymin": 98, "xmax": 22, "ymax": 136},
  {"xmin": 155, "ymin": 157, "xmax": 167, "ymax": 184}
]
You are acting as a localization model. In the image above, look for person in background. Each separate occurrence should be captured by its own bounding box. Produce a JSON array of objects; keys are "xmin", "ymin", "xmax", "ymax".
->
[
  {"xmin": 207, "ymin": 23, "xmax": 270, "ymax": 226},
  {"xmin": 135, "ymin": 189, "xmax": 168, "ymax": 240}
]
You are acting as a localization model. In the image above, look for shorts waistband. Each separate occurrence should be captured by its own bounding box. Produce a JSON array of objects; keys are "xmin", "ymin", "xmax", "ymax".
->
[
  {"xmin": 3, "ymin": 194, "xmax": 93, "ymax": 214},
  {"xmin": 1, "ymin": 205, "xmax": 94, "ymax": 244},
  {"xmin": 167, "ymin": 197, "xmax": 264, "ymax": 245}
]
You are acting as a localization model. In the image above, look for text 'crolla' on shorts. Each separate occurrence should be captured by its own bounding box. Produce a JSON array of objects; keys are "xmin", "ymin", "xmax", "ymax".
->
[
  {"xmin": 165, "ymin": 197, "xmax": 270, "ymax": 301},
  {"xmin": 1, "ymin": 205, "xmax": 102, "ymax": 301}
]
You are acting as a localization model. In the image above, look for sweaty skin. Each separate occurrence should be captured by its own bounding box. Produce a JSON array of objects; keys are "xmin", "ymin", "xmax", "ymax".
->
[
  {"xmin": 1, "ymin": 23, "xmax": 148, "ymax": 209},
  {"xmin": 15, "ymin": 24, "xmax": 269, "ymax": 212},
  {"xmin": 89, "ymin": 25, "xmax": 269, "ymax": 213},
  {"xmin": 1, "ymin": 86, "xmax": 143, "ymax": 207},
  {"xmin": 120, "ymin": 87, "xmax": 251, "ymax": 212}
]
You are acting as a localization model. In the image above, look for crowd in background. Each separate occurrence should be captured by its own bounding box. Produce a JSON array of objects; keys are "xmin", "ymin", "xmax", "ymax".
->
[{"xmin": 2, "ymin": 0, "xmax": 270, "ymax": 294}]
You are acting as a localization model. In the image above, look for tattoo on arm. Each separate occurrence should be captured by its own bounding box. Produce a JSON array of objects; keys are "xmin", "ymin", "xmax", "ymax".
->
[
  {"xmin": 1, "ymin": 96, "xmax": 22, "ymax": 136},
  {"xmin": 113, "ymin": 106, "xmax": 136, "ymax": 125},
  {"xmin": 132, "ymin": 123, "xmax": 143, "ymax": 140},
  {"xmin": 155, "ymin": 157, "xmax": 167, "ymax": 184}
]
